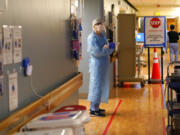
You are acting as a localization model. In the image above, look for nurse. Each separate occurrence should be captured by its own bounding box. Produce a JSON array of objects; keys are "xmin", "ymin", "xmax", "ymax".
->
[{"xmin": 87, "ymin": 19, "xmax": 115, "ymax": 117}]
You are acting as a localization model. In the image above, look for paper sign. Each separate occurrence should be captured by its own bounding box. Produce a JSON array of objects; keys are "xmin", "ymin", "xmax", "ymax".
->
[
  {"xmin": 144, "ymin": 16, "xmax": 166, "ymax": 47},
  {"xmin": 12, "ymin": 26, "xmax": 22, "ymax": 63},
  {"xmin": 0, "ymin": 76, "xmax": 3, "ymax": 96},
  {"xmin": 0, "ymin": 28, "xmax": 3, "ymax": 75},
  {"xmin": 2, "ymin": 25, "xmax": 13, "ymax": 64},
  {"xmin": 9, "ymin": 72, "xmax": 18, "ymax": 111},
  {"xmin": 0, "ymin": 28, "xmax": 3, "ymax": 61}
]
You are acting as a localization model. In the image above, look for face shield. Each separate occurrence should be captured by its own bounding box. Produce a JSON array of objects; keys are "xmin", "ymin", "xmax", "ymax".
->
[{"xmin": 92, "ymin": 19, "xmax": 106, "ymax": 33}]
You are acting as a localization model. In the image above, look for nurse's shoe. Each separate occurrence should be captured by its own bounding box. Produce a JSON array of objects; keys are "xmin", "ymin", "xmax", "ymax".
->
[
  {"xmin": 90, "ymin": 110, "xmax": 105, "ymax": 117},
  {"xmin": 90, "ymin": 108, "xmax": 105, "ymax": 112},
  {"xmin": 99, "ymin": 108, "xmax": 105, "ymax": 112}
]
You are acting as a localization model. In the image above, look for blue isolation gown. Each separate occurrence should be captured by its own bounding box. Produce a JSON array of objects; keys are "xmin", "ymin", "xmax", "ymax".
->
[{"xmin": 87, "ymin": 31, "xmax": 114, "ymax": 104}]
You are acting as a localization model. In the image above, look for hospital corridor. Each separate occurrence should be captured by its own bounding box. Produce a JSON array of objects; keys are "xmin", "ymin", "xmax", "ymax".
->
[
  {"xmin": 1, "ymin": 0, "xmax": 180, "ymax": 135},
  {"xmin": 80, "ymin": 84, "xmax": 167, "ymax": 135},
  {"xmin": 80, "ymin": 52, "xmax": 170, "ymax": 135}
]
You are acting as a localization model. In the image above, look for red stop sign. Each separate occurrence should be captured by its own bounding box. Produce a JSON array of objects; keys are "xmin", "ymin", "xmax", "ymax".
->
[{"xmin": 150, "ymin": 18, "xmax": 161, "ymax": 28}]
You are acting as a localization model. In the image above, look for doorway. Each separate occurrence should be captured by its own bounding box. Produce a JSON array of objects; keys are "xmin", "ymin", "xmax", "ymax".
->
[
  {"xmin": 166, "ymin": 17, "xmax": 180, "ymax": 54},
  {"xmin": 167, "ymin": 17, "xmax": 178, "ymax": 31}
]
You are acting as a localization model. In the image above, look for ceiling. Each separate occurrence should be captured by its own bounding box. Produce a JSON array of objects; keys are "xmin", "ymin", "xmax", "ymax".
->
[{"xmin": 128, "ymin": 0, "xmax": 180, "ymax": 7}]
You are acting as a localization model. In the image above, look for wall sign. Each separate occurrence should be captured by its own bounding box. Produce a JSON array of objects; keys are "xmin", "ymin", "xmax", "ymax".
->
[
  {"xmin": 9, "ymin": 72, "xmax": 18, "ymax": 111},
  {"xmin": 2, "ymin": 25, "xmax": 13, "ymax": 65},
  {"xmin": 12, "ymin": 26, "xmax": 23, "ymax": 63}
]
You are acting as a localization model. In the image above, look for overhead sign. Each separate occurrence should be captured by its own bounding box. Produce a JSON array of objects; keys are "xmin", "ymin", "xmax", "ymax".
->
[{"xmin": 144, "ymin": 16, "xmax": 166, "ymax": 47}]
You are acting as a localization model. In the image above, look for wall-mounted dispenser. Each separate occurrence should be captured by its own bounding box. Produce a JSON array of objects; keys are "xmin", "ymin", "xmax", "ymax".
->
[{"xmin": 22, "ymin": 58, "xmax": 32, "ymax": 76}]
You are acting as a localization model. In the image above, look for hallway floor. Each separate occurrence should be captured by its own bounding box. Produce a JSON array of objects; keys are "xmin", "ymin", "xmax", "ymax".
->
[
  {"xmin": 79, "ymin": 48, "xmax": 174, "ymax": 135},
  {"xmin": 79, "ymin": 84, "xmax": 167, "ymax": 135}
]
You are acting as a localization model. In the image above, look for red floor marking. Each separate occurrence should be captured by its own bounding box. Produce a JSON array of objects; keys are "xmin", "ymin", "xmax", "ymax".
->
[
  {"xmin": 162, "ymin": 117, "xmax": 166, "ymax": 135},
  {"xmin": 161, "ymin": 85, "xmax": 166, "ymax": 135},
  {"xmin": 102, "ymin": 100, "xmax": 122, "ymax": 135},
  {"xmin": 161, "ymin": 85, "xmax": 165, "ymax": 109}
]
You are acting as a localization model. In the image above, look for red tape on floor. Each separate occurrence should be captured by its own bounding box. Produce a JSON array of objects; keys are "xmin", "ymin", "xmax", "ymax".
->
[
  {"xmin": 161, "ymin": 85, "xmax": 165, "ymax": 109},
  {"xmin": 162, "ymin": 117, "xmax": 166, "ymax": 135},
  {"xmin": 102, "ymin": 100, "xmax": 122, "ymax": 135},
  {"xmin": 161, "ymin": 85, "xmax": 166, "ymax": 135}
]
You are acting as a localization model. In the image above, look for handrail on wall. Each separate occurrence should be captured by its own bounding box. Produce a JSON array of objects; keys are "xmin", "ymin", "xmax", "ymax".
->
[{"xmin": 0, "ymin": 72, "xmax": 83, "ymax": 135}]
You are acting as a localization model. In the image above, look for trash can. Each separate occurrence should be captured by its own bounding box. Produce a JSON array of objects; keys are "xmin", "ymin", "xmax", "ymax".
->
[
  {"xmin": 13, "ymin": 128, "xmax": 73, "ymax": 135},
  {"xmin": 21, "ymin": 110, "xmax": 90, "ymax": 135}
]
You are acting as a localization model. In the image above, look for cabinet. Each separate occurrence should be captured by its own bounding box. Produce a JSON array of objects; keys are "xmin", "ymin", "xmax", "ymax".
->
[{"xmin": 117, "ymin": 14, "xmax": 144, "ymax": 86}]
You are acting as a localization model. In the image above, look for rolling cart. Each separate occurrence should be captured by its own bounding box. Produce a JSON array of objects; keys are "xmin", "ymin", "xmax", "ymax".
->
[
  {"xmin": 166, "ymin": 61, "xmax": 180, "ymax": 135},
  {"xmin": 136, "ymin": 43, "xmax": 146, "ymax": 78}
]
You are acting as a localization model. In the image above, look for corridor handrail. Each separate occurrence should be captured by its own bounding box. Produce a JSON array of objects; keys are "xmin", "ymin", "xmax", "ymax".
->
[{"xmin": 0, "ymin": 72, "xmax": 83, "ymax": 135}]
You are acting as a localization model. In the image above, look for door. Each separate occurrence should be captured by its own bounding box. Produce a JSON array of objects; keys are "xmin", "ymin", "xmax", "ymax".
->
[
  {"xmin": 167, "ymin": 17, "xmax": 179, "ymax": 50},
  {"xmin": 167, "ymin": 18, "xmax": 178, "ymax": 31}
]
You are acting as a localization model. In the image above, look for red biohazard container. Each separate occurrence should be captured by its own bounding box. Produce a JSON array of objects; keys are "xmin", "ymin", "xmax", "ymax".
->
[
  {"xmin": 18, "ymin": 105, "xmax": 89, "ymax": 135},
  {"xmin": 20, "ymin": 110, "xmax": 90, "ymax": 135},
  {"xmin": 55, "ymin": 105, "xmax": 86, "ymax": 113},
  {"xmin": 13, "ymin": 128, "xmax": 73, "ymax": 135}
]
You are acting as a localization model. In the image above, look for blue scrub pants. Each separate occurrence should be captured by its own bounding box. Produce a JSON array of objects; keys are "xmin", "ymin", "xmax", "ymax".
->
[
  {"xmin": 90, "ymin": 102, "xmax": 99, "ymax": 111},
  {"xmin": 170, "ymin": 43, "xmax": 178, "ymax": 62}
]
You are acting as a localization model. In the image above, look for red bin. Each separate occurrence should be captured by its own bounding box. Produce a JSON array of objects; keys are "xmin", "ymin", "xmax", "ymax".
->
[{"xmin": 55, "ymin": 105, "xmax": 86, "ymax": 113}]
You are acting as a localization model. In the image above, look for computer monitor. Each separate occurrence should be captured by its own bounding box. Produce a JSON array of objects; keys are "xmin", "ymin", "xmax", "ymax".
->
[{"xmin": 136, "ymin": 33, "xmax": 144, "ymax": 42}]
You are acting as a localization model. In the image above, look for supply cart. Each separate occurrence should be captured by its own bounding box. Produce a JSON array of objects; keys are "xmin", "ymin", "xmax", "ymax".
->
[
  {"xmin": 166, "ymin": 61, "xmax": 180, "ymax": 135},
  {"xmin": 136, "ymin": 43, "xmax": 146, "ymax": 78}
]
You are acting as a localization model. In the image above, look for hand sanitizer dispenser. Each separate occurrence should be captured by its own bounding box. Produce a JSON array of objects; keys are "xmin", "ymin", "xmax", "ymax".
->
[{"xmin": 23, "ymin": 58, "xmax": 33, "ymax": 76}]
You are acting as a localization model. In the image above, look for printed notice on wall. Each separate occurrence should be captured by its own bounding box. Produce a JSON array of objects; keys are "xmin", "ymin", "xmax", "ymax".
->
[
  {"xmin": 0, "ymin": 28, "xmax": 3, "ymax": 75},
  {"xmin": 2, "ymin": 25, "xmax": 13, "ymax": 64},
  {"xmin": 9, "ymin": 72, "xmax": 18, "ymax": 111},
  {"xmin": 144, "ymin": 16, "xmax": 166, "ymax": 47},
  {"xmin": 12, "ymin": 26, "xmax": 22, "ymax": 63},
  {"xmin": 0, "ymin": 76, "xmax": 3, "ymax": 96},
  {"xmin": 0, "ymin": 28, "xmax": 3, "ymax": 61}
]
